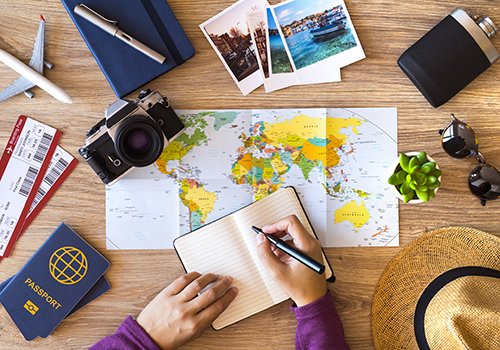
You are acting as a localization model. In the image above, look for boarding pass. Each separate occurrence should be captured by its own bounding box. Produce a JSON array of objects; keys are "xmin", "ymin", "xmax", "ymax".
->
[
  {"xmin": 0, "ymin": 146, "xmax": 76, "ymax": 263},
  {"xmin": 0, "ymin": 116, "xmax": 61, "ymax": 256},
  {"xmin": 25, "ymin": 146, "xmax": 77, "ymax": 228}
]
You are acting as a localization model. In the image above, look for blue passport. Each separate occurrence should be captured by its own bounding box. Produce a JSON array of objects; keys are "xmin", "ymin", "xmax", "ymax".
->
[
  {"xmin": 60, "ymin": 0, "xmax": 195, "ymax": 98},
  {"xmin": 0, "ymin": 275, "xmax": 109, "ymax": 340},
  {"xmin": 0, "ymin": 275, "xmax": 110, "ymax": 340},
  {"xmin": 0, "ymin": 223, "xmax": 110, "ymax": 339}
]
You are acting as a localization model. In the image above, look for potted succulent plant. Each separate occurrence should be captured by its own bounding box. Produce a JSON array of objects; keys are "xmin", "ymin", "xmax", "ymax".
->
[{"xmin": 387, "ymin": 151, "xmax": 442, "ymax": 203}]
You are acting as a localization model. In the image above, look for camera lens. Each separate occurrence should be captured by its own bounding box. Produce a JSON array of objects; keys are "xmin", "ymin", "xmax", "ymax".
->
[
  {"xmin": 127, "ymin": 130, "xmax": 151, "ymax": 153},
  {"xmin": 114, "ymin": 116, "xmax": 164, "ymax": 167}
]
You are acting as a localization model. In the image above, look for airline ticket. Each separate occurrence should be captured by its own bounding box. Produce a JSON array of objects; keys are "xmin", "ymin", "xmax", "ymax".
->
[
  {"xmin": 0, "ymin": 146, "xmax": 76, "ymax": 263},
  {"xmin": 0, "ymin": 116, "xmax": 61, "ymax": 257},
  {"xmin": 25, "ymin": 146, "xmax": 77, "ymax": 229}
]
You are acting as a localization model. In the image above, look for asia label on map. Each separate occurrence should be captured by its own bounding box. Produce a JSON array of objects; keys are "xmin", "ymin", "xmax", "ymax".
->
[{"xmin": 106, "ymin": 108, "xmax": 398, "ymax": 249}]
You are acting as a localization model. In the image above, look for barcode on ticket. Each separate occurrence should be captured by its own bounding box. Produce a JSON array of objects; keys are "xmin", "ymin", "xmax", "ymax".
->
[
  {"xmin": 27, "ymin": 147, "xmax": 76, "ymax": 217},
  {"xmin": 44, "ymin": 157, "xmax": 69, "ymax": 186},
  {"xmin": 30, "ymin": 186, "xmax": 47, "ymax": 212},
  {"xmin": 33, "ymin": 133, "xmax": 53, "ymax": 163},
  {"xmin": 18, "ymin": 166, "xmax": 39, "ymax": 197}
]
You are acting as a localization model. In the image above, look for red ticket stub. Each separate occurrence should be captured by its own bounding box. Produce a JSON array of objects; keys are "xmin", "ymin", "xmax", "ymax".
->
[
  {"xmin": 0, "ymin": 116, "xmax": 61, "ymax": 257},
  {"xmin": 24, "ymin": 146, "xmax": 77, "ymax": 230}
]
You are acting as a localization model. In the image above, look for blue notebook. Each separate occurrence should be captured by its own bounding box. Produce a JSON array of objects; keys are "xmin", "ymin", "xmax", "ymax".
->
[
  {"xmin": 0, "ymin": 223, "xmax": 110, "ymax": 340},
  {"xmin": 60, "ymin": 0, "xmax": 195, "ymax": 98}
]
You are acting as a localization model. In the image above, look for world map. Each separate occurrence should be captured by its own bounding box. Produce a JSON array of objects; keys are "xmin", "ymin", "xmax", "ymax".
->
[{"xmin": 106, "ymin": 108, "xmax": 398, "ymax": 249}]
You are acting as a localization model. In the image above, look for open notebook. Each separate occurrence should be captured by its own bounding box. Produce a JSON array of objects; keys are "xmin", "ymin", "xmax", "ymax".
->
[{"xmin": 173, "ymin": 187, "xmax": 334, "ymax": 330}]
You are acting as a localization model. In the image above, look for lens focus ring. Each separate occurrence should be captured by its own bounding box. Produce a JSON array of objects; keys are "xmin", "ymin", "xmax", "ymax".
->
[{"xmin": 114, "ymin": 116, "xmax": 164, "ymax": 167}]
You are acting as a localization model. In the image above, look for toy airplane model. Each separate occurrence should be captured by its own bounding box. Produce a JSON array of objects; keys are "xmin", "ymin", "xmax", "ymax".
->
[{"xmin": 0, "ymin": 15, "xmax": 72, "ymax": 103}]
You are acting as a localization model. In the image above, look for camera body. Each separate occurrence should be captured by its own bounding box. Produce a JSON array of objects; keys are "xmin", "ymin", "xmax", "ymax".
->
[{"xmin": 79, "ymin": 89, "xmax": 185, "ymax": 185}]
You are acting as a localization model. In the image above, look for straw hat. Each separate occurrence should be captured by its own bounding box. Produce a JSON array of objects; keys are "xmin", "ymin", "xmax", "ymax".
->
[{"xmin": 371, "ymin": 227, "xmax": 500, "ymax": 349}]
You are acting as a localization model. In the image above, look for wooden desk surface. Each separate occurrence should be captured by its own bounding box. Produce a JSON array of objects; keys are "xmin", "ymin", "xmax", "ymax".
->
[{"xmin": 1, "ymin": 0, "xmax": 500, "ymax": 349}]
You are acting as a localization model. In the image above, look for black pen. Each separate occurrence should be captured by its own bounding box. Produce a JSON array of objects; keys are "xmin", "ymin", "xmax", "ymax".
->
[{"xmin": 252, "ymin": 226, "xmax": 325, "ymax": 275}]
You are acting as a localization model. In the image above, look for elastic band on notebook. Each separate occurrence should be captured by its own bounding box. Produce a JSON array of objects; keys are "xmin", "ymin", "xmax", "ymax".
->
[{"xmin": 140, "ymin": 0, "xmax": 185, "ymax": 65}]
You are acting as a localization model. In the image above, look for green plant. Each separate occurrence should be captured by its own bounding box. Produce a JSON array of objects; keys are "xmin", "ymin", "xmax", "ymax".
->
[{"xmin": 388, "ymin": 152, "xmax": 442, "ymax": 203}]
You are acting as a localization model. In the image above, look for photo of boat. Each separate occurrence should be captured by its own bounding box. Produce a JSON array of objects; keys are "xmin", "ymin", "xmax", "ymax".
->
[
  {"xmin": 275, "ymin": 1, "xmax": 360, "ymax": 70},
  {"xmin": 310, "ymin": 9, "xmax": 347, "ymax": 38},
  {"xmin": 310, "ymin": 20, "xmax": 346, "ymax": 38}
]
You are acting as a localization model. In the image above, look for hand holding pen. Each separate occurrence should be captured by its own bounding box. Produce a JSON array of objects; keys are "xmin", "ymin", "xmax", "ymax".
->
[
  {"xmin": 252, "ymin": 226, "xmax": 325, "ymax": 274},
  {"xmin": 255, "ymin": 215, "xmax": 328, "ymax": 307}
]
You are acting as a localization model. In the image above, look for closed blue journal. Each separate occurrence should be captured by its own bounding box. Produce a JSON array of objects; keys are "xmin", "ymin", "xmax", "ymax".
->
[
  {"xmin": 60, "ymin": 0, "xmax": 195, "ymax": 98},
  {"xmin": 0, "ymin": 223, "xmax": 110, "ymax": 339}
]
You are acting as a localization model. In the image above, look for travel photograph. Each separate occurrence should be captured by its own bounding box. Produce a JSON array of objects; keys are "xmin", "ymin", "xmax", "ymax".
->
[
  {"xmin": 201, "ymin": 0, "xmax": 265, "ymax": 83},
  {"xmin": 274, "ymin": 0, "xmax": 359, "ymax": 71},
  {"xmin": 267, "ymin": 7, "xmax": 293, "ymax": 75},
  {"xmin": 247, "ymin": 10, "xmax": 269, "ymax": 79}
]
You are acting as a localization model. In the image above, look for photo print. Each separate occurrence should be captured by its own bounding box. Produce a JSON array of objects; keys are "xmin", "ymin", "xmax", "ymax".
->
[
  {"xmin": 267, "ymin": 6, "xmax": 340, "ymax": 91},
  {"xmin": 266, "ymin": 6, "xmax": 297, "ymax": 91},
  {"xmin": 200, "ymin": 0, "xmax": 269, "ymax": 95},
  {"xmin": 272, "ymin": 0, "xmax": 364, "ymax": 84},
  {"xmin": 246, "ymin": 10, "xmax": 271, "ymax": 91}
]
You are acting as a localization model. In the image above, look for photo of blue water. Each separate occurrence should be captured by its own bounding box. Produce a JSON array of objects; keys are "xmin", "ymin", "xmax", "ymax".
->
[
  {"xmin": 285, "ymin": 23, "xmax": 357, "ymax": 70},
  {"xmin": 267, "ymin": 7, "xmax": 292, "ymax": 74},
  {"xmin": 269, "ymin": 34, "xmax": 292, "ymax": 74}
]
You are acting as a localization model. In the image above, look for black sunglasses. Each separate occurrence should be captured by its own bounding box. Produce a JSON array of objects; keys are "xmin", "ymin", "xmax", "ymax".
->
[{"xmin": 439, "ymin": 114, "xmax": 500, "ymax": 206}]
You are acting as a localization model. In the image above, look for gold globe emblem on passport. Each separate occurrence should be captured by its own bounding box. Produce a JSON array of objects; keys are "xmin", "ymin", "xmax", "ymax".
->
[{"xmin": 49, "ymin": 247, "xmax": 88, "ymax": 285}]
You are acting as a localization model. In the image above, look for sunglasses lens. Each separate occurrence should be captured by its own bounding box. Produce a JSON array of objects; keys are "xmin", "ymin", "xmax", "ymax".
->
[
  {"xmin": 441, "ymin": 119, "xmax": 478, "ymax": 158},
  {"xmin": 469, "ymin": 164, "xmax": 500, "ymax": 200}
]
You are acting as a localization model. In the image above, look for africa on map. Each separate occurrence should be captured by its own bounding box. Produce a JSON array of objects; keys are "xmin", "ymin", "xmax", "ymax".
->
[{"xmin": 106, "ymin": 108, "xmax": 398, "ymax": 249}]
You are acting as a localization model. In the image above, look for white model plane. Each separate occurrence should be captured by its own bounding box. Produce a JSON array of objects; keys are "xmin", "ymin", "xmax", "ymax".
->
[{"xmin": 0, "ymin": 15, "xmax": 72, "ymax": 103}]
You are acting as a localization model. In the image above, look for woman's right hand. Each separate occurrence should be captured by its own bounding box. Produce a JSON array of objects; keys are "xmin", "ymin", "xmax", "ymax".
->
[{"xmin": 256, "ymin": 215, "xmax": 328, "ymax": 307}]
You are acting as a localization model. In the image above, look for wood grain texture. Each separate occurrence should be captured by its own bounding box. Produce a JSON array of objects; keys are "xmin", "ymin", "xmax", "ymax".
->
[{"xmin": 1, "ymin": 0, "xmax": 500, "ymax": 349}]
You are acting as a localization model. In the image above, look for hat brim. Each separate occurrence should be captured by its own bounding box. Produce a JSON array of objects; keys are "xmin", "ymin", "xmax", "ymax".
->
[{"xmin": 371, "ymin": 226, "xmax": 500, "ymax": 349}]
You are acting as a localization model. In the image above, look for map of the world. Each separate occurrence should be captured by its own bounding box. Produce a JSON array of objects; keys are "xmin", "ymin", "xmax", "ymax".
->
[{"xmin": 106, "ymin": 108, "xmax": 398, "ymax": 248}]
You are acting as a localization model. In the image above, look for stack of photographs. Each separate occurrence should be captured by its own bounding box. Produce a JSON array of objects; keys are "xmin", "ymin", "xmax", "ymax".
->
[{"xmin": 200, "ymin": 0, "xmax": 365, "ymax": 95}]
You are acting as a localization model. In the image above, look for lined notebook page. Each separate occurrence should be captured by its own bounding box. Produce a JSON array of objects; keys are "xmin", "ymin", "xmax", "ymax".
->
[
  {"xmin": 233, "ymin": 188, "xmax": 300, "ymax": 303},
  {"xmin": 174, "ymin": 214, "xmax": 275, "ymax": 330}
]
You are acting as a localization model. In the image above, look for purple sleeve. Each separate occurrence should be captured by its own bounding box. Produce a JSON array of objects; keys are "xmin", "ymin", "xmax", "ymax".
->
[
  {"xmin": 291, "ymin": 291, "xmax": 350, "ymax": 350},
  {"xmin": 89, "ymin": 316, "xmax": 162, "ymax": 350}
]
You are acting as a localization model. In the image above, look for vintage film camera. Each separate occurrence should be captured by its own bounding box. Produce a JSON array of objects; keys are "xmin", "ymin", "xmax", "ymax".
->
[{"xmin": 79, "ymin": 89, "xmax": 185, "ymax": 185}]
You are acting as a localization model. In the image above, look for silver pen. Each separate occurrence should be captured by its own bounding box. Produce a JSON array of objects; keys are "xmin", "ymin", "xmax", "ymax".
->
[{"xmin": 74, "ymin": 3, "xmax": 166, "ymax": 64}]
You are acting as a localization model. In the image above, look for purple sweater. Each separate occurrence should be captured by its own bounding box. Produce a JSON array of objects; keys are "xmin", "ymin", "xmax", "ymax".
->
[
  {"xmin": 90, "ymin": 291, "xmax": 349, "ymax": 350},
  {"xmin": 291, "ymin": 291, "xmax": 350, "ymax": 350}
]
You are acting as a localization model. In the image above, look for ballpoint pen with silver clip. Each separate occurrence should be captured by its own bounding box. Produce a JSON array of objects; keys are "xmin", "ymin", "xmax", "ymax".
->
[{"xmin": 74, "ymin": 4, "xmax": 166, "ymax": 64}]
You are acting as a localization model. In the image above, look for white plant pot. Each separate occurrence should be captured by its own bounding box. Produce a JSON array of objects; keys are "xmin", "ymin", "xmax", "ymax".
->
[{"xmin": 387, "ymin": 152, "xmax": 441, "ymax": 203}]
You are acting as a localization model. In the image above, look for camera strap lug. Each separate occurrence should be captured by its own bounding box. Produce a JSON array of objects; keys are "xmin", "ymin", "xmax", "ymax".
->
[{"xmin": 159, "ymin": 96, "xmax": 171, "ymax": 109}]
